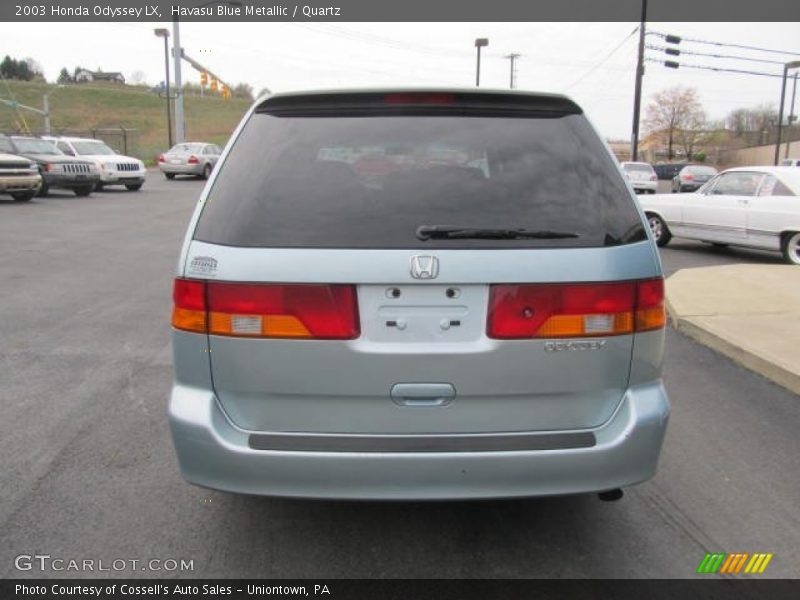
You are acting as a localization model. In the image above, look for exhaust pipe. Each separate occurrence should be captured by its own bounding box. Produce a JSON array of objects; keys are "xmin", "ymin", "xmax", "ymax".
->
[{"xmin": 598, "ymin": 489, "xmax": 624, "ymax": 502}]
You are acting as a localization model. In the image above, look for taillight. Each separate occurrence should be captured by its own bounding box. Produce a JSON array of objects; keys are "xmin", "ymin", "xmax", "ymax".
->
[
  {"xmin": 157, "ymin": 153, "xmax": 165, "ymax": 163},
  {"xmin": 487, "ymin": 279, "xmax": 664, "ymax": 339},
  {"xmin": 171, "ymin": 279, "xmax": 360, "ymax": 339},
  {"xmin": 683, "ymin": 173, "xmax": 694, "ymax": 181},
  {"xmin": 635, "ymin": 278, "xmax": 666, "ymax": 332},
  {"xmin": 187, "ymin": 155, "xmax": 199, "ymax": 164},
  {"xmin": 650, "ymin": 174, "xmax": 657, "ymax": 181},
  {"xmin": 172, "ymin": 279, "xmax": 207, "ymax": 333}
]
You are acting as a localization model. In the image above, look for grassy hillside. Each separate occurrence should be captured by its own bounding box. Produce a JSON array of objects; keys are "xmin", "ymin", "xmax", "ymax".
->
[{"xmin": 0, "ymin": 80, "xmax": 252, "ymax": 162}]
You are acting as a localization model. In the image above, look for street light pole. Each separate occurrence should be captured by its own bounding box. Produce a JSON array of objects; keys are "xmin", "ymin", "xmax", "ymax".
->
[
  {"xmin": 154, "ymin": 28, "xmax": 173, "ymax": 148},
  {"xmin": 475, "ymin": 38, "xmax": 489, "ymax": 87},
  {"xmin": 172, "ymin": 18, "xmax": 185, "ymax": 144},
  {"xmin": 775, "ymin": 61, "xmax": 800, "ymax": 165},
  {"xmin": 630, "ymin": 0, "xmax": 647, "ymax": 162}
]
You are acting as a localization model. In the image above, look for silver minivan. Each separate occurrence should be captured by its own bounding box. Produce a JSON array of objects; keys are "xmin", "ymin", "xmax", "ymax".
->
[{"xmin": 168, "ymin": 89, "xmax": 670, "ymax": 500}]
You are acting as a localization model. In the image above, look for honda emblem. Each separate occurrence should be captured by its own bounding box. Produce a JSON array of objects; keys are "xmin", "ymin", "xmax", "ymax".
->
[{"xmin": 410, "ymin": 255, "xmax": 439, "ymax": 279}]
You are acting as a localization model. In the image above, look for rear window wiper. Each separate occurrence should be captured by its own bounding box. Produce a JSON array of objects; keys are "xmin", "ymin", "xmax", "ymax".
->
[{"xmin": 416, "ymin": 225, "xmax": 580, "ymax": 241}]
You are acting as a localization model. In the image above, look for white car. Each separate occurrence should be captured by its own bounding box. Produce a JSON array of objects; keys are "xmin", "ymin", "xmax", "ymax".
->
[
  {"xmin": 639, "ymin": 166, "xmax": 800, "ymax": 265},
  {"xmin": 44, "ymin": 136, "xmax": 146, "ymax": 191},
  {"xmin": 620, "ymin": 161, "xmax": 658, "ymax": 194}
]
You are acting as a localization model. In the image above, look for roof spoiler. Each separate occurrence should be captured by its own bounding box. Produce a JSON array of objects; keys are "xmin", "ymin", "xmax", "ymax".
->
[{"xmin": 256, "ymin": 90, "xmax": 582, "ymax": 117}]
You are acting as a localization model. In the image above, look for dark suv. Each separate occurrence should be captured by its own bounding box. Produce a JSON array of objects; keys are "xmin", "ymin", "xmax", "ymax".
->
[{"xmin": 0, "ymin": 135, "xmax": 99, "ymax": 197}]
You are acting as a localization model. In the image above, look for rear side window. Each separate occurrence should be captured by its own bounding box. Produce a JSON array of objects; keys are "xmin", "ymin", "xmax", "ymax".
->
[{"xmin": 195, "ymin": 103, "xmax": 645, "ymax": 249}]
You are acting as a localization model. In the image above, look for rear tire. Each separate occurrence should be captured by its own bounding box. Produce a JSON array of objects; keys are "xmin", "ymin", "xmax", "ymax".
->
[
  {"xmin": 647, "ymin": 214, "xmax": 672, "ymax": 247},
  {"xmin": 95, "ymin": 182, "xmax": 104, "ymax": 191},
  {"xmin": 12, "ymin": 191, "xmax": 34, "ymax": 202},
  {"xmin": 74, "ymin": 185, "xmax": 93, "ymax": 197},
  {"xmin": 202, "ymin": 164, "xmax": 212, "ymax": 180},
  {"xmin": 165, "ymin": 173, "xmax": 175, "ymax": 180},
  {"xmin": 782, "ymin": 232, "xmax": 800, "ymax": 265},
  {"xmin": 37, "ymin": 181, "xmax": 49, "ymax": 197},
  {"xmin": 125, "ymin": 183, "xmax": 143, "ymax": 191}
]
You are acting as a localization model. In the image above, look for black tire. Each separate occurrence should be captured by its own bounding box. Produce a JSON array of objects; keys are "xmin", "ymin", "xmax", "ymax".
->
[
  {"xmin": 12, "ymin": 191, "xmax": 34, "ymax": 202},
  {"xmin": 95, "ymin": 182, "xmax": 104, "ymax": 191},
  {"xmin": 782, "ymin": 231, "xmax": 800, "ymax": 265},
  {"xmin": 125, "ymin": 183, "xmax": 143, "ymax": 191},
  {"xmin": 165, "ymin": 173, "xmax": 175, "ymax": 180},
  {"xmin": 202, "ymin": 164, "xmax": 212, "ymax": 180},
  {"xmin": 74, "ymin": 185, "xmax": 93, "ymax": 197},
  {"xmin": 37, "ymin": 181, "xmax": 49, "ymax": 197},
  {"xmin": 647, "ymin": 213, "xmax": 672, "ymax": 247}
]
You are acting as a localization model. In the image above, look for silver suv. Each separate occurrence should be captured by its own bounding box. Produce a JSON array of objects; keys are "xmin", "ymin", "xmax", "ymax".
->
[{"xmin": 168, "ymin": 89, "xmax": 670, "ymax": 500}]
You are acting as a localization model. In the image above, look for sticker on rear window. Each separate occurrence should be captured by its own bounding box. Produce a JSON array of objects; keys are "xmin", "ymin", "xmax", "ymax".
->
[{"xmin": 188, "ymin": 255, "xmax": 218, "ymax": 277}]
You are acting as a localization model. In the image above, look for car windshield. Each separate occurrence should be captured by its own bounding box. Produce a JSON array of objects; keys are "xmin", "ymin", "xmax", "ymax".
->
[
  {"xmin": 623, "ymin": 163, "xmax": 653, "ymax": 173},
  {"xmin": 72, "ymin": 141, "xmax": 116, "ymax": 155},
  {"xmin": 13, "ymin": 138, "xmax": 62, "ymax": 155},
  {"xmin": 195, "ymin": 109, "xmax": 646, "ymax": 249},
  {"xmin": 169, "ymin": 143, "xmax": 204, "ymax": 154}
]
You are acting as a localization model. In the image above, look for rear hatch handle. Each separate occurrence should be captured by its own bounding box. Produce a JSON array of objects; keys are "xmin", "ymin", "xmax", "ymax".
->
[{"xmin": 391, "ymin": 383, "xmax": 456, "ymax": 407}]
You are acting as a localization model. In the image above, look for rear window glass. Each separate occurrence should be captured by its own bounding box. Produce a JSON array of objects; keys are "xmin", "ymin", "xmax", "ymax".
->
[
  {"xmin": 686, "ymin": 166, "xmax": 717, "ymax": 175},
  {"xmin": 623, "ymin": 163, "xmax": 653, "ymax": 173},
  {"xmin": 194, "ymin": 109, "xmax": 645, "ymax": 249}
]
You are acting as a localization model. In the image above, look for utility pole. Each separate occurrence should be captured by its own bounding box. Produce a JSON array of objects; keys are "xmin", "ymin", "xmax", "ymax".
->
[
  {"xmin": 42, "ymin": 94, "xmax": 50, "ymax": 134},
  {"xmin": 504, "ymin": 53, "xmax": 521, "ymax": 89},
  {"xmin": 173, "ymin": 18, "xmax": 185, "ymax": 143},
  {"xmin": 786, "ymin": 73, "xmax": 798, "ymax": 159},
  {"xmin": 631, "ymin": 0, "xmax": 647, "ymax": 161}
]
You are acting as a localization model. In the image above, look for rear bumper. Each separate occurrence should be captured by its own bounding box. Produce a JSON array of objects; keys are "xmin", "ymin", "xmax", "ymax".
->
[
  {"xmin": 168, "ymin": 381, "xmax": 670, "ymax": 500},
  {"xmin": 632, "ymin": 181, "xmax": 658, "ymax": 193},
  {"xmin": 160, "ymin": 162, "xmax": 203, "ymax": 175}
]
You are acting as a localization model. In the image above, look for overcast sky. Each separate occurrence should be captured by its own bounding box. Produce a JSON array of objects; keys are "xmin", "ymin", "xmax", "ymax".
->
[{"xmin": 3, "ymin": 21, "xmax": 799, "ymax": 139}]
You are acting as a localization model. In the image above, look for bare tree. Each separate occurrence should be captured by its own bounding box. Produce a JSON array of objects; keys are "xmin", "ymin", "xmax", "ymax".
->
[
  {"xmin": 677, "ymin": 107, "xmax": 708, "ymax": 160},
  {"xmin": 644, "ymin": 86, "xmax": 706, "ymax": 160}
]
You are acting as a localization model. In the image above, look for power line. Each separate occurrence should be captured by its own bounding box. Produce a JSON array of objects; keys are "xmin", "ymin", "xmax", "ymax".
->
[
  {"xmin": 645, "ymin": 57, "xmax": 784, "ymax": 79},
  {"xmin": 646, "ymin": 44, "xmax": 787, "ymax": 66},
  {"xmin": 648, "ymin": 31, "xmax": 800, "ymax": 58},
  {"xmin": 563, "ymin": 26, "xmax": 639, "ymax": 91}
]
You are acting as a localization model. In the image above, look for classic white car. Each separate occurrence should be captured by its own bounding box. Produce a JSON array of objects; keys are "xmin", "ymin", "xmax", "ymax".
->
[{"xmin": 638, "ymin": 166, "xmax": 800, "ymax": 265}]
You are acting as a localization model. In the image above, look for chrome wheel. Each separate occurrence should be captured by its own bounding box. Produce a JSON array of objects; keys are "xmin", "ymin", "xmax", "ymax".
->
[
  {"xmin": 783, "ymin": 232, "xmax": 800, "ymax": 265},
  {"xmin": 648, "ymin": 214, "xmax": 671, "ymax": 247}
]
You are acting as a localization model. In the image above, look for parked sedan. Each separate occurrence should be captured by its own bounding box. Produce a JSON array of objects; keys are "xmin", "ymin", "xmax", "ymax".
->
[
  {"xmin": 639, "ymin": 166, "xmax": 800, "ymax": 264},
  {"xmin": 0, "ymin": 135, "xmax": 99, "ymax": 196},
  {"xmin": 621, "ymin": 161, "xmax": 658, "ymax": 194},
  {"xmin": 671, "ymin": 165, "xmax": 718, "ymax": 193},
  {"xmin": 158, "ymin": 142, "xmax": 221, "ymax": 180}
]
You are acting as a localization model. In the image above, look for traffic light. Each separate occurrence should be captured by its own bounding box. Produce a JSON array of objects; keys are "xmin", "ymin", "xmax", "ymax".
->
[
  {"xmin": 200, "ymin": 71, "xmax": 208, "ymax": 86},
  {"xmin": 210, "ymin": 78, "xmax": 218, "ymax": 93}
]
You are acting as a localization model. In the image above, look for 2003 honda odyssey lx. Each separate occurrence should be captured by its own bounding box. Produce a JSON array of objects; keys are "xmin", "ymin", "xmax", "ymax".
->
[{"xmin": 168, "ymin": 89, "xmax": 670, "ymax": 500}]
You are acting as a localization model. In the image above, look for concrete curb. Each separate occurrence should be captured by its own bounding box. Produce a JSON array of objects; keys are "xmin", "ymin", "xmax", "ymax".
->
[{"xmin": 666, "ymin": 297, "xmax": 800, "ymax": 396}]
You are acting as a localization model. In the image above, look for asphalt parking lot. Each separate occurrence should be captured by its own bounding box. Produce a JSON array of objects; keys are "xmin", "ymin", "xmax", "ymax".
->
[{"xmin": 1, "ymin": 172, "xmax": 798, "ymax": 579}]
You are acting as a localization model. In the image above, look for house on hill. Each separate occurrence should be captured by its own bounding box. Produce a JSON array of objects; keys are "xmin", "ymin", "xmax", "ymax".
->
[{"xmin": 74, "ymin": 69, "xmax": 125, "ymax": 84}]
